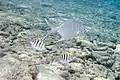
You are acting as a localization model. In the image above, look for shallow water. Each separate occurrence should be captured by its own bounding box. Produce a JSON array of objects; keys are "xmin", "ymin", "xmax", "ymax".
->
[
  {"xmin": 0, "ymin": 0, "xmax": 120, "ymax": 80},
  {"xmin": 1, "ymin": 0, "xmax": 119, "ymax": 43}
]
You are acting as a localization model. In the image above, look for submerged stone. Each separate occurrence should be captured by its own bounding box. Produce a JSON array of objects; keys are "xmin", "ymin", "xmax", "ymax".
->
[
  {"xmin": 36, "ymin": 66, "xmax": 65, "ymax": 80},
  {"xmin": 115, "ymin": 44, "xmax": 120, "ymax": 53}
]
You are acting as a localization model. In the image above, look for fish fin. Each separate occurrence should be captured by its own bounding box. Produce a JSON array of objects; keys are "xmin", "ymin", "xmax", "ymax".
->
[
  {"xmin": 45, "ymin": 38, "xmax": 64, "ymax": 47},
  {"xmin": 45, "ymin": 19, "xmax": 56, "ymax": 30},
  {"xmin": 55, "ymin": 38, "xmax": 64, "ymax": 43},
  {"xmin": 42, "ymin": 19, "xmax": 57, "ymax": 40},
  {"xmin": 42, "ymin": 30, "xmax": 53, "ymax": 40}
]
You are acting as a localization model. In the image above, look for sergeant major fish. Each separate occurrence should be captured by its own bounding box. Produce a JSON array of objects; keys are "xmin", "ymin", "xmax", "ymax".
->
[
  {"xmin": 30, "ymin": 39, "xmax": 45, "ymax": 51},
  {"xmin": 59, "ymin": 51, "xmax": 73, "ymax": 65}
]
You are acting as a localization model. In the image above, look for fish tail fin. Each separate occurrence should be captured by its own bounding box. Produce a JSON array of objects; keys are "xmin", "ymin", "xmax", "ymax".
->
[
  {"xmin": 43, "ymin": 19, "xmax": 57, "ymax": 40},
  {"xmin": 55, "ymin": 38, "xmax": 64, "ymax": 43},
  {"xmin": 45, "ymin": 18, "xmax": 55, "ymax": 30}
]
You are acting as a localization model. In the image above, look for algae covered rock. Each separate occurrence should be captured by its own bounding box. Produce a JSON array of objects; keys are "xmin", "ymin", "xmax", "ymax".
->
[
  {"xmin": 36, "ymin": 66, "xmax": 65, "ymax": 80},
  {"xmin": 0, "ymin": 54, "xmax": 31, "ymax": 80},
  {"xmin": 114, "ymin": 44, "xmax": 120, "ymax": 53}
]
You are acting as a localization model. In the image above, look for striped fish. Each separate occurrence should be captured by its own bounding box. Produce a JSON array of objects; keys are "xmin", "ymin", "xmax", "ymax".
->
[
  {"xmin": 30, "ymin": 39, "xmax": 45, "ymax": 51},
  {"xmin": 59, "ymin": 51, "xmax": 73, "ymax": 65}
]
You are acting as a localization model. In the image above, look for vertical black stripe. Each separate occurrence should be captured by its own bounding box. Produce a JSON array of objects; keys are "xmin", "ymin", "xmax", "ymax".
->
[
  {"xmin": 62, "ymin": 53, "xmax": 65, "ymax": 61},
  {"xmin": 33, "ymin": 40, "xmax": 37, "ymax": 47},
  {"xmin": 34, "ymin": 40, "xmax": 38, "ymax": 47},
  {"xmin": 36, "ymin": 40, "xmax": 40, "ymax": 47},
  {"xmin": 65, "ymin": 53, "xmax": 67, "ymax": 61},
  {"xmin": 66, "ymin": 52, "xmax": 69, "ymax": 62},
  {"xmin": 66, "ymin": 53, "xmax": 68, "ymax": 62},
  {"xmin": 33, "ymin": 40, "xmax": 36, "ymax": 45},
  {"xmin": 40, "ymin": 41, "xmax": 43, "ymax": 48},
  {"xmin": 65, "ymin": 53, "xmax": 67, "ymax": 62},
  {"xmin": 37, "ymin": 40, "xmax": 41, "ymax": 48}
]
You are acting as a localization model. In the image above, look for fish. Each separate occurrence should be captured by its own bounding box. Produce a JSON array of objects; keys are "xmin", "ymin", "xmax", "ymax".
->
[
  {"xmin": 31, "ymin": 73, "xmax": 38, "ymax": 80},
  {"xmin": 43, "ymin": 19, "xmax": 86, "ymax": 43},
  {"xmin": 59, "ymin": 51, "xmax": 73, "ymax": 65},
  {"xmin": 30, "ymin": 39, "xmax": 45, "ymax": 51}
]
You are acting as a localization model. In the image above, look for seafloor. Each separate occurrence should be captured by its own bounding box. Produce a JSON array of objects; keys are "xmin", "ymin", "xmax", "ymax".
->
[{"xmin": 0, "ymin": 0, "xmax": 120, "ymax": 80}]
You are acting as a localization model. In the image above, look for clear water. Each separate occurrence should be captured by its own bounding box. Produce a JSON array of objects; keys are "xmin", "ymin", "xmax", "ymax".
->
[
  {"xmin": 2, "ymin": 0, "xmax": 119, "ymax": 43},
  {"xmin": 0, "ymin": 0, "xmax": 120, "ymax": 80}
]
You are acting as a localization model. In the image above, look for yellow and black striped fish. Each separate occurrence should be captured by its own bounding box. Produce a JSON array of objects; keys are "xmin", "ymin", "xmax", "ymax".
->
[{"xmin": 59, "ymin": 51, "xmax": 73, "ymax": 64}]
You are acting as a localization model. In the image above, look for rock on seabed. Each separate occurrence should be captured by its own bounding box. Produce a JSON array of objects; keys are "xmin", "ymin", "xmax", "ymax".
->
[
  {"xmin": 114, "ymin": 44, "xmax": 120, "ymax": 53},
  {"xmin": 36, "ymin": 66, "xmax": 65, "ymax": 80}
]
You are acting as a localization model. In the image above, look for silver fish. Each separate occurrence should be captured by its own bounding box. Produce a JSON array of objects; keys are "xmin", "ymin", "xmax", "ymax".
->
[{"xmin": 43, "ymin": 19, "xmax": 86, "ymax": 43}]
